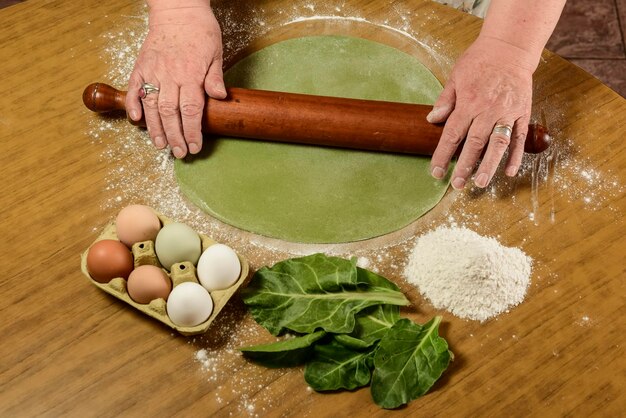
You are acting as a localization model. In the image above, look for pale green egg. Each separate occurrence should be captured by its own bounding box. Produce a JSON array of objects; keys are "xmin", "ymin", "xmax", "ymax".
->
[{"xmin": 155, "ymin": 222, "xmax": 201, "ymax": 270}]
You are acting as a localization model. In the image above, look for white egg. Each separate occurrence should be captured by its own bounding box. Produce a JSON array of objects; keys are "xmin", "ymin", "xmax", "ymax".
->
[
  {"xmin": 166, "ymin": 282, "xmax": 214, "ymax": 327},
  {"xmin": 197, "ymin": 244, "xmax": 242, "ymax": 291}
]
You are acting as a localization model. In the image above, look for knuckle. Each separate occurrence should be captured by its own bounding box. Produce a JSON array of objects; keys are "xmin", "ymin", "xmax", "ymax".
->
[
  {"xmin": 158, "ymin": 101, "xmax": 179, "ymax": 116},
  {"xmin": 213, "ymin": 48, "xmax": 224, "ymax": 62},
  {"xmin": 513, "ymin": 131, "xmax": 527, "ymax": 143},
  {"xmin": 142, "ymin": 96, "xmax": 158, "ymax": 109},
  {"xmin": 442, "ymin": 127, "xmax": 464, "ymax": 146},
  {"xmin": 466, "ymin": 134, "xmax": 487, "ymax": 151},
  {"xmin": 490, "ymin": 133, "xmax": 511, "ymax": 148},
  {"xmin": 180, "ymin": 102, "xmax": 203, "ymax": 117}
]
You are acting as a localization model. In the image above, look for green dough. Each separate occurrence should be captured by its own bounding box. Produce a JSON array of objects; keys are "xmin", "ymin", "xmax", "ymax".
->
[{"xmin": 175, "ymin": 36, "xmax": 450, "ymax": 244}]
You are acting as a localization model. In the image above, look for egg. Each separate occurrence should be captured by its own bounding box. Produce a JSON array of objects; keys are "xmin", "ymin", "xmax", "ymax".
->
[
  {"xmin": 197, "ymin": 244, "xmax": 241, "ymax": 291},
  {"xmin": 127, "ymin": 265, "xmax": 172, "ymax": 304},
  {"xmin": 86, "ymin": 239, "xmax": 134, "ymax": 283},
  {"xmin": 166, "ymin": 282, "xmax": 214, "ymax": 327},
  {"xmin": 115, "ymin": 205, "xmax": 161, "ymax": 247},
  {"xmin": 155, "ymin": 223, "xmax": 201, "ymax": 270}
]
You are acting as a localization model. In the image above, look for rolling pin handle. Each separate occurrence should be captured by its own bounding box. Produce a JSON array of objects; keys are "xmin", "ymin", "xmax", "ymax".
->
[
  {"xmin": 82, "ymin": 82, "xmax": 128, "ymax": 113},
  {"xmin": 525, "ymin": 122, "xmax": 552, "ymax": 154}
]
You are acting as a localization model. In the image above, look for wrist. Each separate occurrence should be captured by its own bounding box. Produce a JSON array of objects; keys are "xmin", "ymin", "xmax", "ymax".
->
[
  {"xmin": 477, "ymin": 0, "xmax": 566, "ymax": 73},
  {"xmin": 472, "ymin": 34, "xmax": 540, "ymax": 73},
  {"xmin": 147, "ymin": 0, "xmax": 210, "ymax": 10},
  {"xmin": 147, "ymin": 1, "xmax": 214, "ymax": 26}
]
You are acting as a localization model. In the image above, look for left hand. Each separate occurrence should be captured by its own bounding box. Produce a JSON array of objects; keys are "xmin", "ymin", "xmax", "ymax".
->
[{"xmin": 428, "ymin": 36, "xmax": 535, "ymax": 189}]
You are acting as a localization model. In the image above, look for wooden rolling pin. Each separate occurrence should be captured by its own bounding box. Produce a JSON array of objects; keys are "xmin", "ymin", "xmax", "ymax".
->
[{"xmin": 83, "ymin": 83, "xmax": 551, "ymax": 155}]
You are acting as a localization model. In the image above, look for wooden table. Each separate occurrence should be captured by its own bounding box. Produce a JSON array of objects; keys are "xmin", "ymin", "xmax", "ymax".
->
[{"xmin": 1, "ymin": 0, "xmax": 624, "ymax": 416}]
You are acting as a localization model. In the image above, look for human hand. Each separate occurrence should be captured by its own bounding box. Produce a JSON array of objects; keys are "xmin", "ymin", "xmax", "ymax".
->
[
  {"xmin": 125, "ymin": 2, "xmax": 226, "ymax": 158},
  {"xmin": 428, "ymin": 36, "xmax": 535, "ymax": 189}
]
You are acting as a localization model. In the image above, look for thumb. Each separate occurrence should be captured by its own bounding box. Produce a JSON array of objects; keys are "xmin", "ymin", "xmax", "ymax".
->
[
  {"xmin": 427, "ymin": 80, "xmax": 456, "ymax": 123},
  {"xmin": 125, "ymin": 71, "xmax": 144, "ymax": 121},
  {"xmin": 204, "ymin": 56, "xmax": 227, "ymax": 99}
]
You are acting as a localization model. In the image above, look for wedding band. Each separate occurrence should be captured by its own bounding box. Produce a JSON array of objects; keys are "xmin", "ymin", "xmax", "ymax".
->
[
  {"xmin": 492, "ymin": 124, "xmax": 513, "ymax": 138},
  {"xmin": 141, "ymin": 82, "xmax": 160, "ymax": 97}
]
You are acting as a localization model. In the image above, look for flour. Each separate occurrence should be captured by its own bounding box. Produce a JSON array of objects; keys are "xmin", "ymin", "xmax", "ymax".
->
[
  {"xmin": 405, "ymin": 226, "xmax": 532, "ymax": 321},
  {"xmin": 88, "ymin": 5, "xmax": 620, "ymax": 412}
]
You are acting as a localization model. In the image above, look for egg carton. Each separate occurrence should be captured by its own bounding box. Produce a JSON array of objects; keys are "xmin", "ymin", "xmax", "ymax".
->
[{"xmin": 80, "ymin": 214, "xmax": 249, "ymax": 336}]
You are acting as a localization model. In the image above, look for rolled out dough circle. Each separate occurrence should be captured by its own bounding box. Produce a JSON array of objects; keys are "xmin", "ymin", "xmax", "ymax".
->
[{"xmin": 175, "ymin": 35, "xmax": 450, "ymax": 244}]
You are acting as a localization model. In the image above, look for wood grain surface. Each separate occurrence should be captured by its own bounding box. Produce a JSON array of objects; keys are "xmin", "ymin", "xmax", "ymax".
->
[{"xmin": 0, "ymin": 0, "xmax": 624, "ymax": 416}]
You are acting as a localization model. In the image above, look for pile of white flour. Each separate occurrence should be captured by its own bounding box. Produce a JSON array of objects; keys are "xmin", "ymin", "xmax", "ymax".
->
[{"xmin": 405, "ymin": 226, "xmax": 532, "ymax": 321}]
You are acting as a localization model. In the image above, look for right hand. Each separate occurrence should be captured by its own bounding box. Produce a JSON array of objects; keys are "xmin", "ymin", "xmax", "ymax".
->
[
  {"xmin": 428, "ymin": 36, "xmax": 535, "ymax": 190},
  {"xmin": 125, "ymin": 2, "xmax": 226, "ymax": 158}
]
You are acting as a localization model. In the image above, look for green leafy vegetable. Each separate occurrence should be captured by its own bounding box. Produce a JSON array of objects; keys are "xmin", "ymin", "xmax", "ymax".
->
[
  {"xmin": 240, "ymin": 331, "xmax": 327, "ymax": 368},
  {"xmin": 371, "ymin": 317, "xmax": 452, "ymax": 409},
  {"xmin": 304, "ymin": 338, "xmax": 376, "ymax": 391},
  {"xmin": 333, "ymin": 334, "xmax": 373, "ymax": 350},
  {"xmin": 241, "ymin": 254, "xmax": 409, "ymax": 335},
  {"xmin": 241, "ymin": 254, "xmax": 453, "ymax": 410},
  {"xmin": 355, "ymin": 266, "xmax": 400, "ymax": 290},
  {"xmin": 348, "ymin": 304, "xmax": 400, "ymax": 347}
]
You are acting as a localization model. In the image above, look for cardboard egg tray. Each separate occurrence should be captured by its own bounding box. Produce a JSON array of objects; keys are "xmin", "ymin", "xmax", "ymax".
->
[{"xmin": 80, "ymin": 213, "xmax": 249, "ymax": 336}]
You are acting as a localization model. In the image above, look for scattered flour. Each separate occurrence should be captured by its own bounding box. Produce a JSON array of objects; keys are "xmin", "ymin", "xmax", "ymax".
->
[
  {"xmin": 86, "ymin": 4, "xmax": 620, "ymax": 413},
  {"xmin": 405, "ymin": 226, "xmax": 532, "ymax": 321}
]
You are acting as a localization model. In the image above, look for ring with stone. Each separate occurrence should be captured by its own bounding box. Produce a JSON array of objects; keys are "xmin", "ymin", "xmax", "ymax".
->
[
  {"xmin": 140, "ymin": 82, "xmax": 160, "ymax": 98},
  {"xmin": 492, "ymin": 124, "xmax": 513, "ymax": 138}
]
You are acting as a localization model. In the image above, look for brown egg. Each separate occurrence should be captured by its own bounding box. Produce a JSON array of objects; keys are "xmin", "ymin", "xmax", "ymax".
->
[
  {"xmin": 115, "ymin": 205, "xmax": 161, "ymax": 248},
  {"xmin": 86, "ymin": 239, "xmax": 134, "ymax": 283},
  {"xmin": 127, "ymin": 265, "xmax": 172, "ymax": 304}
]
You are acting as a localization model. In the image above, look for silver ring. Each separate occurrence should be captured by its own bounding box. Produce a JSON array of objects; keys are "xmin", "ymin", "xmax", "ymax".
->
[
  {"xmin": 492, "ymin": 124, "xmax": 513, "ymax": 138},
  {"xmin": 141, "ymin": 82, "xmax": 160, "ymax": 97}
]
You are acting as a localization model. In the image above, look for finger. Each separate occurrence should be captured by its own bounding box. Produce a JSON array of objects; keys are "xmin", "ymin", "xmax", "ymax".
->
[
  {"xmin": 474, "ymin": 120, "xmax": 515, "ymax": 188},
  {"xmin": 430, "ymin": 109, "xmax": 472, "ymax": 180},
  {"xmin": 505, "ymin": 117, "xmax": 530, "ymax": 177},
  {"xmin": 158, "ymin": 82, "xmax": 187, "ymax": 158},
  {"xmin": 204, "ymin": 54, "xmax": 227, "ymax": 99},
  {"xmin": 126, "ymin": 72, "xmax": 144, "ymax": 122},
  {"xmin": 451, "ymin": 115, "xmax": 493, "ymax": 190},
  {"xmin": 427, "ymin": 80, "xmax": 456, "ymax": 124},
  {"xmin": 179, "ymin": 84, "xmax": 206, "ymax": 155},
  {"xmin": 141, "ymin": 78, "xmax": 167, "ymax": 150}
]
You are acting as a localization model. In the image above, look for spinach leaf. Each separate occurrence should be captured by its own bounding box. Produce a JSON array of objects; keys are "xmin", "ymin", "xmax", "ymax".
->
[
  {"xmin": 334, "ymin": 269, "xmax": 401, "ymax": 348},
  {"xmin": 356, "ymin": 266, "xmax": 401, "ymax": 290},
  {"xmin": 240, "ymin": 331, "xmax": 327, "ymax": 368},
  {"xmin": 334, "ymin": 334, "xmax": 373, "ymax": 350},
  {"xmin": 371, "ymin": 317, "xmax": 452, "ymax": 409},
  {"xmin": 304, "ymin": 337, "xmax": 377, "ymax": 391},
  {"xmin": 242, "ymin": 254, "xmax": 409, "ymax": 335},
  {"xmin": 347, "ymin": 304, "xmax": 400, "ymax": 347}
]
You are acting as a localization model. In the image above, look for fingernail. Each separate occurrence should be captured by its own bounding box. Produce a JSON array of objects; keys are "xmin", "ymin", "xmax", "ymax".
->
[
  {"xmin": 505, "ymin": 166, "xmax": 518, "ymax": 177},
  {"xmin": 431, "ymin": 166, "xmax": 445, "ymax": 179},
  {"xmin": 172, "ymin": 146, "xmax": 185, "ymax": 159},
  {"xmin": 154, "ymin": 136, "xmax": 166, "ymax": 148},
  {"xmin": 129, "ymin": 110, "xmax": 139, "ymax": 120},
  {"xmin": 452, "ymin": 177, "xmax": 466, "ymax": 190},
  {"xmin": 475, "ymin": 173, "xmax": 488, "ymax": 188},
  {"xmin": 189, "ymin": 143, "xmax": 200, "ymax": 154},
  {"xmin": 215, "ymin": 84, "xmax": 226, "ymax": 95},
  {"xmin": 426, "ymin": 107, "xmax": 439, "ymax": 123}
]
